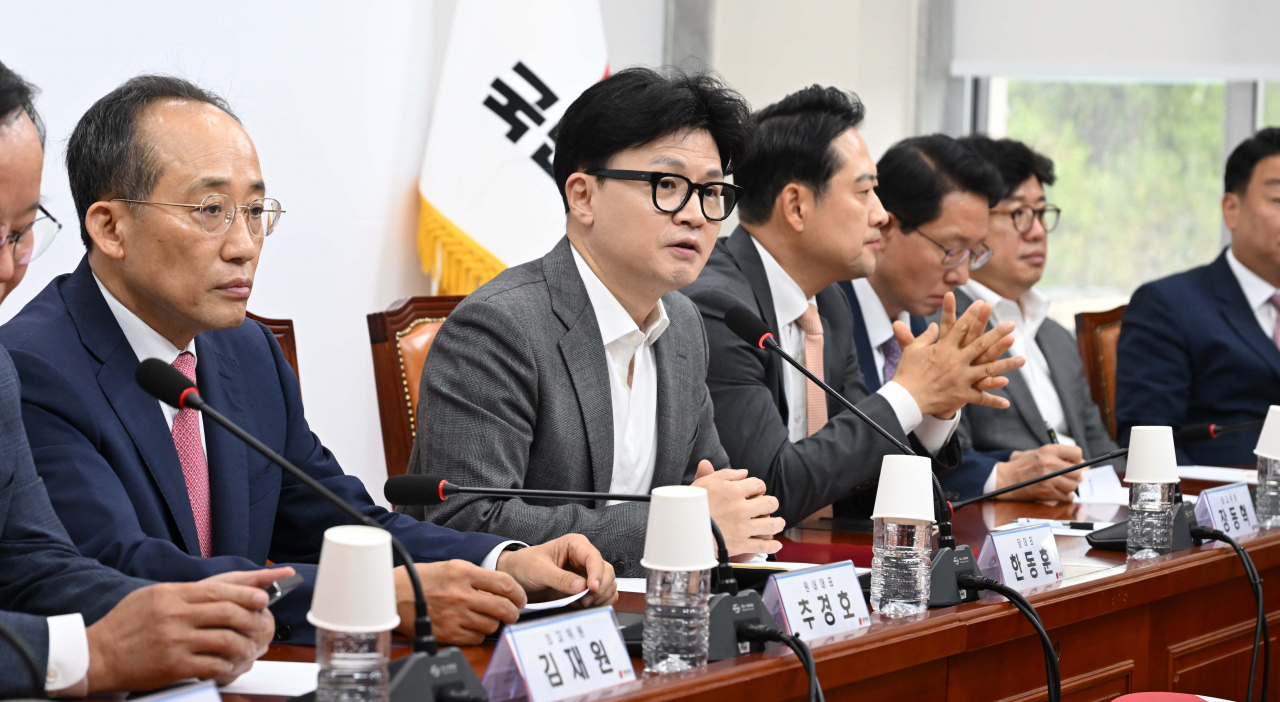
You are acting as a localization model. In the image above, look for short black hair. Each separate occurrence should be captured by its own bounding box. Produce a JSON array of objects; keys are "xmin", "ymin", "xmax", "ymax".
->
[
  {"xmin": 553, "ymin": 67, "xmax": 751, "ymax": 212},
  {"xmin": 0, "ymin": 60, "xmax": 43, "ymax": 146},
  {"xmin": 734, "ymin": 86, "xmax": 866, "ymax": 225},
  {"xmin": 66, "ymin": 74, "xmax": 240, "ymax": 250},
  {"xmin": 875, "ymin": 134, "xmax": 1004, "ymax": 233},
  {"xmin": 958, "ymin": 134, "xmax": 1056, "ymax": 199},
  {"xmin": 1224, "ymin": 127, "xmax": 1280, "ymax": 195}
]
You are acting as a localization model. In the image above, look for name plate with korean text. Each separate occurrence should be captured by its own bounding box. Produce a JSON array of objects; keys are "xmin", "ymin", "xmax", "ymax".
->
[
  {"xmin": 1195, "ymin": 482, "xmax": 1258, "ymax": 540},
  {"xmin": 976, "ymin": 524, "xmax": 1064, "ymax": 592},
  {"xmin": 481, "ymin": 607, "xmax": 635, "ymax": 702},
  {"xmin": 761, "ymin": 560, "xmax": 871, "ymax": 642}
]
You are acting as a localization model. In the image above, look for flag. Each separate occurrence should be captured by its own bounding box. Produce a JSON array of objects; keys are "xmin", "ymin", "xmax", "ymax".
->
[{"xmin": 417, "ymin": 0, "xmax": 608, "ymax": 294}]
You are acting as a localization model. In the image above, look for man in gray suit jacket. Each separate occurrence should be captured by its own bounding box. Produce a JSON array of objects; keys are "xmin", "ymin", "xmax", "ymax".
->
[
  {"xmin": 406, "ymin": 68, "xmax": 784, "ymax": 576},
  {"xmin": 0, "ymin": 60, "xmax": 285, "ymax": 696},
  {"xmin": 942, "ymin": 136, "xmax": 1119, "ymax": 501}
]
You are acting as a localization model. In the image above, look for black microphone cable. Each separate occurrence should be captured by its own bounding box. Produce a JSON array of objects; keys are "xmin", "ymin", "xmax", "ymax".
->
[
  {"xmin": 957, "ymin": 575, "xmax": 1060, "ymax": 702},
  {"xmin": 737, "ymin": 623, "xmax": 824, "ymax": 702},
  {"xmin": 1189, "ymin": 526, "xmax": 1268, "ymax": 702},
  {"xmin": 0, "ymin": 618, "xmax": 43, "ymax": 699}
]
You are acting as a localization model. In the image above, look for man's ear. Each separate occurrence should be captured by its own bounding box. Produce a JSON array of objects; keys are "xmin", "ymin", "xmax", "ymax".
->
[
  {"xmin": 564, "ymin": 173, "xmax": 595, "ymax": 228},
  {"xmin": 85, "ymin": 200, "xmax": 130, "ymax": 260},
  {"xmin": 879, "ymin": 213, "xmax": 904, "ymax": 247},
  {"xmin": 777, "ymin": 182, "xmax": 810, "ymax": 234},
  {"xmin": 1223, "ymin": 191, "xmax": 1241, "ymax": 232}
]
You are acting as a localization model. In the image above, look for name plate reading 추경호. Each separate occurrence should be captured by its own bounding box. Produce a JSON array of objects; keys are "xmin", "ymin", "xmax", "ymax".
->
[
  {"xmin": 1195, "ymin": 482, "xmax": 1259, "ymax": 540},
  {"xmin": 977, "ymin": 524, "xmax": 1064, "ymax": 593},
  {"xmin": 481, "ymin": 607, "xmax": 635, "ymax": 702},
  {"xmin": 761, "ymin": 560, "xmax": 871, "ymax": 643}
]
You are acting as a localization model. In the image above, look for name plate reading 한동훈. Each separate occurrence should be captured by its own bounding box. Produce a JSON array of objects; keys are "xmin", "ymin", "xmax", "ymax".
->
[
  {"xmin": 481, "ymin": 607, "xmax": 635, "ymax": 702},
  {"xmin": 976, "ymin": 524, "xmax": 1063, "ymax": 592},
  {"xmin": 1195, "ymin": 482, "xmax": 1258, "ymax": 540},
  {"xmin": 761, "ymin": 560, "xmax": 871, "ymax": 642}
]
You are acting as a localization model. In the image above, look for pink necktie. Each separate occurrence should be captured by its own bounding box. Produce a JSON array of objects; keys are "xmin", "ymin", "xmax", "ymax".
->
[
  {"xmin": 796, "ymin": 305, "xmax": 828, "ymax": 436},
  {"xmin": 1271, "ymin": 293, "xmax": 1280, "ymax": 351},
  {"xmin": 172, "ymin": 352, "xmax": 212, "ymax": 558}
]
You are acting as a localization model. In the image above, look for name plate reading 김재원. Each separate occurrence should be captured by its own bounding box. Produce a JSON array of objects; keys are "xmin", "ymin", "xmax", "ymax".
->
[
  {"xmin": 481, "ymin": 607, "xmax": 635, "ymax": 702},
  {"xmin": 977, "ymin": 524, "xmax": 1063, "ymax": 592},
  {"xmin": 761, "ymin": 560, "xmax": 871, "ymax": 642},
  {"xmin": 1195, "ymin": 482, "xmax": 1258, "ymax": 539}
]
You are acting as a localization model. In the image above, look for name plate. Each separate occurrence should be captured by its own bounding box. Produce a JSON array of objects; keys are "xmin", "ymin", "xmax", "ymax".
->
[
  {"xmin": 976, "ymin": 524, "xmax": 1064, "ymax": 592},
  {"xmin": 1194, "ymin": 482, "xmax": 1258, "ymax": 539},
  {"xmin": 481, "ymin": 607, "xmax": 635, "ymax": 702},
  {"xmin": 761, "ymin": 560, "xmax": 871, "ymax": 642}
]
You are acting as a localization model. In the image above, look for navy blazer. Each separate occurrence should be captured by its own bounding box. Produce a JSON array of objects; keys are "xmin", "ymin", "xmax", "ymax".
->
[
  {"xmin": 0, "ymin": 344, "xmax": 146, "ymax": 696},
  {"xmin": 0, "ymin": 258, "xmax": 505, "ymax": 644},
  {"xmin": 838, "ymin": 281, "xmax": 928, "ymax": 393},
  {"xmin": 1116, "ymin": 250, "xmax": 1280, "ymax": 466}
]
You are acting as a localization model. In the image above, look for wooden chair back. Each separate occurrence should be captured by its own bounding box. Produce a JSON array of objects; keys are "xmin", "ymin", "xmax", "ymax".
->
[
  {"xmin": 246, "ymin": 311, "xmax": 300, "ymax": 381},
  {"xmin": 367, "ymin": 296, "xmax": 466, "ymax": 479},
  {"xmin": 1074, "ymin": 305, "xmax": 1127, "ymax": 440}
]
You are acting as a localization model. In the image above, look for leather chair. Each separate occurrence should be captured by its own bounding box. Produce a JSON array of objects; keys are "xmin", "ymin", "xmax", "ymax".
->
[
  {"xmin": 367, "ymin": 296, "xmax": 466, "ymax": 479},
  {"xmin": 246, "ymin": 311, "xmax": 299, "ymax": 381},
  {"xmin": 1074, "ymin": 305, "xmax": 1126, "ymax": 440}
]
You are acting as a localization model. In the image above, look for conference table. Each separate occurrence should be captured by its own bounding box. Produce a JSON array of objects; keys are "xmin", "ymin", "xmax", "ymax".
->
[{"xmin": 236, "ymin": 478, "xmax": 1280, "ymax": 702}]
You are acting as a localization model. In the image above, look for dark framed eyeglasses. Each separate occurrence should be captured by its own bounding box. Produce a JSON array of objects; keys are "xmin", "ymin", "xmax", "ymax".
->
[
  {"xmin": 1, "ymin": 205, "xmax": 62, "ymax": 266},
  {"xmin": 584, "ymin": 169, "xmax": 742, "ymax": 222},
  {"xmin": 912, "ymin": 228, "xmax": 993, "ymax": 270},
  {"xmin": 1000, "ymin": 205, "xmax": 1061, "ymax": 234}
]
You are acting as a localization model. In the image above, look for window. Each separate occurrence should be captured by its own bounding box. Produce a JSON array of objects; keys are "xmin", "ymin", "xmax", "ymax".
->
[
  {"xmin": 1265, "ymin": 82, "xmax": 1280, "ymax": 128},
  {"xmin": 986, "ymin": 80, "xmax": 1226, "ymax": 325}
]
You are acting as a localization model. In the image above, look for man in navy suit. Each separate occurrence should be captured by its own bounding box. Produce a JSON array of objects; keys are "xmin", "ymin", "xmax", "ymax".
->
[
  {"xmin": 0, "ymin": 75, "xmax": 615, "ymax": 648},
  {"xmin": 1117, "ymin": 128, "xmax": 1280, "ymax": 465},
  {"xmin": 0, "ymin": 61, "xmax": 286, "ymax": 696}
]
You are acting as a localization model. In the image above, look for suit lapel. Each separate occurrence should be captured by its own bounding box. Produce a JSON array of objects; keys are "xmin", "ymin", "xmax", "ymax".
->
[
  {"xmin": 196, "ymin": 337, "xmax": 250, "ymax": 557},
  {"xmin": 65, "ymin": 260, "xmax": 202, "ymax": 557},
  {"xmin": 840, "ymin": 281, "xmax": 881, "ymax": 393},
  {"xmin": 1040, "ymin": 330, "xmax": 1089, "ymax": 450},
  {"xmin": 545, "ymin": 238, "xmax": 615, "ymax": 499},
  {"xmin": 650, "ymin": 325, "xmax": 686, "ymax": 489},
  {"xmin": 1209, "ymin": 252, "xmax": 1280, "ymax": 380},
  {"xmin": 726, "ymin": 228, "xmax": 780, "ymax": 333}
]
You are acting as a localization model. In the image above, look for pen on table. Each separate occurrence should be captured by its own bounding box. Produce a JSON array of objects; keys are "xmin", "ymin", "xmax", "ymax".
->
[{"xmin": 1013, "ymin": 517, "xmax": 1104, "ymax": 530}]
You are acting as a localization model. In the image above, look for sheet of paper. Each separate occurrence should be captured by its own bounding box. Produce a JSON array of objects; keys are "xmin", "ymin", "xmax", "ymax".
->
[
  {"xmin": 1179, "ymin": 465, "xmax": 1257, "ymax": 485},
  {"xmin": 519, "ymin": 588, "xmax": 588, "ymax": 613},
  {"xmin": 617, "ymin": 577, "xmax": 646, "ymax": 594},
  {"xmin": 1075, "ymin": 465, "xmax": 1129, "ymax": 505},
  {"xmin": 218, "ymin": 660, "xmax": 318, "ymax": 696},
  {"xmin": 617, "ymin": 563, "xmax": 865, "ymax": 594}
]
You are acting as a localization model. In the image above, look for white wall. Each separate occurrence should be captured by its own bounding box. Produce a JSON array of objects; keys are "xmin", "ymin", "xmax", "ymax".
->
[{"xmin": 0, "ymin": 0, "xmax": 664, "ymax": 504}]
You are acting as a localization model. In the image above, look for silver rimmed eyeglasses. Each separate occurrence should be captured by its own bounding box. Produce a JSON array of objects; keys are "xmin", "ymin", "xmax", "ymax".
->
[
  {"xmin": 912, "ymin": 227, "xmax": 994, "ymax": 270},
  {"xmin": 1, "ymin": 205, "xmax": 62, "ymax": 266},
  {"xmin": 112, "ymin": 194, "xmax": 285, "ymax": 238}
]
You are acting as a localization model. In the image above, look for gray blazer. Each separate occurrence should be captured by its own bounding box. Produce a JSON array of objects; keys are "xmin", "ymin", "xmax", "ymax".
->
[
  {"xmin": 0, "ymin": 345, "xmax": 146, "ymax": 696},
  {"xmin": 403, "ymin": 237, "xmax": 730, "ymax": 576},
  {"xmin": 945, "ymin": 288, "xmax": 1120, "ymax": 486}
]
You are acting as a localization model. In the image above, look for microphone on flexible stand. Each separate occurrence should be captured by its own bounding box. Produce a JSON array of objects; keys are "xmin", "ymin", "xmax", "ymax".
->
[
  {"xmin": 1177, "ymin": 420, "xmax": 1265, "ymax": 445},
  {"xmin": 721, "ymin": 305, "xmax": 976, "ymax": 607},
  {"xmin": 385, "ymin": 476, "xmax": 774, "ymax": 662},
  {"xmin": 135, "ymin": 359, "xmax": 486, "ymax": 702}
]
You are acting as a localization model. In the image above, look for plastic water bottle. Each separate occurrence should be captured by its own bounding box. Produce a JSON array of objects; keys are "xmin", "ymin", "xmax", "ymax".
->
[
  {"xmin": 1256, "ymin": 456, "xmax": 1280, "ymax": 527},
  {"xmin": 642, "ymin": 568, "xmax": 711, "ymax": 673},
  {"xmin": 870, "ymin": 518, "xmax": 931, "ymax": 616},
  {"xmin": 316, "ymin": 628, "xmax": 390, "ymax": 702},
  {"xmin": 1127, "ymin": 482, "xmax": 1176, "ymax": 559}
]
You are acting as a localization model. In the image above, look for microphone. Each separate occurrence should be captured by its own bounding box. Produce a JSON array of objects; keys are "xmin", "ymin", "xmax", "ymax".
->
[
  {"xmin": 1177, "ymin": 420, "xmax": 1264, "ymax": 445},
  {"xmin": 135, "ymin": 359, "xmax": 486, "ymax": 702},
  {"xmin": 385, "ymin": 476, "xmax": 778, "ymax": 662}
]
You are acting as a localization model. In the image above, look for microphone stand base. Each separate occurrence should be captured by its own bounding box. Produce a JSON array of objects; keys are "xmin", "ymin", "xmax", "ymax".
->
[
  {"xmin": 707, "ymin": 590, "xmax": 780, "ymax": 661},
  {"xmin": 388, "ymin": 648, "xmax": 488, "ymax": 702},
  {"xmin": 927, "ymin": 545, "xmax": 984, "ymax": 608}
]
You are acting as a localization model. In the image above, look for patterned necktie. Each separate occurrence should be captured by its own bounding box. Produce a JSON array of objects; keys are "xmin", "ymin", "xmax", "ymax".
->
[
  {"xmin": 796, "ymin": 305, "xmax": 828, "ymax": 436},
  {"xmin": 881, "ymin": 336, "xmax": 903, "ymax": 383},
  {"xmin": 171, "ymin": 352, "xmax": 212, "ymax": 558},
  {"xmin": 1271, "ymin": 293, "xmax": 1280, "ymax": 351}
]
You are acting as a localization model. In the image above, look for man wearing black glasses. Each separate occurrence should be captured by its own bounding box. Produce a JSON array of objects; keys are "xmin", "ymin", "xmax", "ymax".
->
[
  {"xmin": 404, "ymin": 67, "xmax": 786, "ymax": 575},
  {"xmin": 944, "ymin": 136, "xmax": 1115, "ymax": 503},
  {"xmin": 684, "ymin": 88, "xmax": 1023, "ymax": 524}
]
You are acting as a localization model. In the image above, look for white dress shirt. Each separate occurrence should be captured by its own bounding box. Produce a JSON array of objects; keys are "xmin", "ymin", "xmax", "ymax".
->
[
  {"xmin": 960, "ymin": 280, "xmax": 1076, "ymax": 493},
  {"xmin": 752, "ymin": 240, "xmax": 957, "ymax": 453},
  {"xmin": 1227, "ymin": 248, "xmax": 1280, "ymax": 340},
  {"xmin": 45, "ymin": 613, "xmax": 89, "ymax": 695},
  {"xmin": 571, "ymin": 246, "xmax": 669, "ymax": 505}
]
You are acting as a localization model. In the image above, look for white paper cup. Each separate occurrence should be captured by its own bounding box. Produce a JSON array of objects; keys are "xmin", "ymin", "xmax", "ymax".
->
[
  {"xmin": 1255, "ymin": 406, "xmax": 1280, "ymax": 460},
  {"xmin": 1123, "ymin": 426, "xmax": 1180, "ymax": 483},
  {"xmin": 871, "ymin": 455, "xmax": 936, "ymax": 525},
  {"xmin": 307, "ymin": 525, "xmax": 401, "ymax": 633},
  {"xmin": 641, "ymin": 485, "xmax": 718, "ymax": 572}
]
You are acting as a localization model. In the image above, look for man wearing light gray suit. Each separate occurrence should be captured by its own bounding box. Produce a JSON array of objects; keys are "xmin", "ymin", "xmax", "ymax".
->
[
  {"xmin": 404, "ymin": 68, "xmax": 785, "ymax": 576},
  {"xmin": 943, "ymin": 136, "xmax": 1120, "ymax": 502}
]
